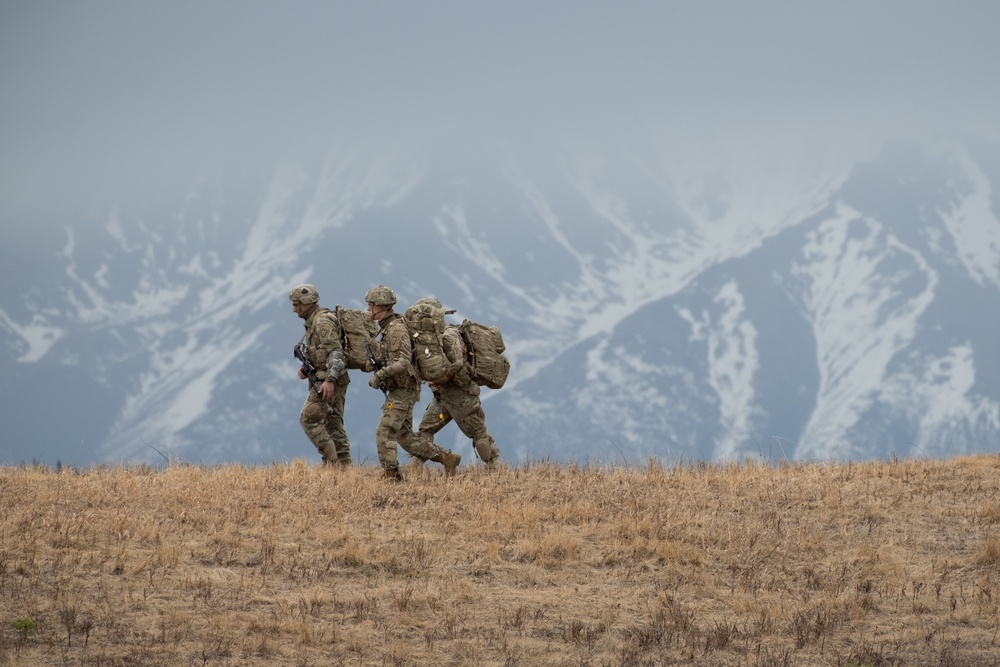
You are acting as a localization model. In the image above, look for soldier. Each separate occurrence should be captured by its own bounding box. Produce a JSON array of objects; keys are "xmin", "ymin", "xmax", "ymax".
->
[
  {"xmin": 289, "ymin": 284, "xmax": 352, "ymax": 466},
  {"xmin": 416, "ymin": 320, "xmax": 500, "ymax": 467},
  {"xmin": 364, "ymin": 285, "xmax": 461, "ymax": 480}
]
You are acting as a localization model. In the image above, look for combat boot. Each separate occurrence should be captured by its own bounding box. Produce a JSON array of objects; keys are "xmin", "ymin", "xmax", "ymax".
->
[
  {"xmin": 383, "ymin": 465, "xmax": 403, "ymax": 482},
  {"xmin": 440, "ymin": 451, "xmax": 461, "ymax": 477},
  {"xmin": 319, "ymin": 441, "xmax": 339, "ymax": 466},
  {"xmin": 474, "ymin": 439, "xmax": 496, "ymax": 465},
  {"xmin": 334, "ymin": 444, "xmax": 352, "ymax": 467}
]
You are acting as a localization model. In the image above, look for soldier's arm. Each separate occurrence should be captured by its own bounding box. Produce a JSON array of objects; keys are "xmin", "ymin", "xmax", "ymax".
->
[
  {"xmin": 315, "ymin": 313, "xmax": 348, "ymax": 382},
  {"xmin": 440, "ymin": 329, "xmax": 465, "ymax": 380},
  {"xmin": 381, "ymin": 321, "xmax": 414, "ymax": 379}
]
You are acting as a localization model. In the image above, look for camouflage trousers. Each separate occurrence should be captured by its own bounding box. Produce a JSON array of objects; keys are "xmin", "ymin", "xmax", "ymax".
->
[
  {"xmin": 299, "ymin": 382, "xmax": 351, "ymax": 465},
  {"xmin": 375, "ymin": 387, "xmax": 447, "ymax": 469},
  {"xmin": 417, "ymin": 381, "xmax": 499, "ymax": 463}
]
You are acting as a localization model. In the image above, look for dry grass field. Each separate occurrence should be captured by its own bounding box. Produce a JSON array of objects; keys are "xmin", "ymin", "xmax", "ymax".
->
[{"xmin": 2, "ymin": 455, "xmax": 1000, "ymax": 666}]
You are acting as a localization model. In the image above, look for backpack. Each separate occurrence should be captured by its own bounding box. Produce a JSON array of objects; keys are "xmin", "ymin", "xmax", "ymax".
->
[
  {"xmin": 459, "ymin": 319, "xmax": 510, "ymax": 389},
  {"xmin": 403, "ymin": 298, "xmax": 451, "ymax": 383},
  {"xmin": 334, "ymin": 306, "xmax": 378, "ymax": 370}
]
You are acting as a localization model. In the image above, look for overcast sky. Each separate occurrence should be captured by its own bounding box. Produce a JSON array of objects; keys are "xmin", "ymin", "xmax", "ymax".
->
[{"xmin": 2, "ymin": 0, "xmax": 999, "ymax": 220}]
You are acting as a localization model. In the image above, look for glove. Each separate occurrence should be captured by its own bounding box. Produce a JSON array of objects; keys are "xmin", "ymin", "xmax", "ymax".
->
[{"xmin": 369, "ymin": 370, "xmax": 385, "ymax": 389}]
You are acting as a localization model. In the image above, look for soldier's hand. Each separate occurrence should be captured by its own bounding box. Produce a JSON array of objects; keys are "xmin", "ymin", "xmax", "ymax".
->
[
  {"xmin": 369, "ymin": 370, "xmax": 384, "ymax": 390},
  {"xmin": 320, "ymin": 380, "xmax": 336, "ymax": 401},
  {"xmin": 297, "ymin": 367, "xmax": 307, "ymax": 380}
]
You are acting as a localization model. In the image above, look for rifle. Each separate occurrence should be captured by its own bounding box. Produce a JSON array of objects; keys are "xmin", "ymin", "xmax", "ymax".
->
[
  {"xmin": 294, "ymin": 343, "xmax": 320, "ymax": 391},
  {"xmin": 365, "ymin": 341, "xmax": 390, "ymax": 399}
]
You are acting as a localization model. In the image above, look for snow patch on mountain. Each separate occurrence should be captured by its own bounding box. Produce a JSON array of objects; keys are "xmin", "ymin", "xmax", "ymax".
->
[
  {"xmin": 793, "ymin": 204, "xmax": 938, "ymax": 459},
  {"xmin": 0, "ymin": 309, "xmax": 66, "ymax": 363},
  {"xmin": 876, "ymin": 342, "xmax": 1000, "ymax": 457},
  {"xmin": 577, "ymin": 339, "xmax": 683, "ymax": 456},
  {"xmin": 62, "ymin": 226, "xmax": 192, "ymax": 327},
  {"xmin": 493, "ymin": 155, "xmax": 848, "ymax": 388},
  {"xmin": 101, "ymin": 323, "xmax": 268, "ymax": 459},
  {"xmin": 938, "ymin": 147, "xmax": 1000, "ymax": 288},
  {"xmin": 679, "ymin": 281, "xmax": 763, "ymax": 459}
]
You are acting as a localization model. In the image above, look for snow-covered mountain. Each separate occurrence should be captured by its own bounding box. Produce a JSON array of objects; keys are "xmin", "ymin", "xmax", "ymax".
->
[{"xmin": 2, "ymin": 138, "xmax": 998, "ymax": 467}]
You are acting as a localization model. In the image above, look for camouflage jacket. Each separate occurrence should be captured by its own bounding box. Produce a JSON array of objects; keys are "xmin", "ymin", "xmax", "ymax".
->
[
  {"xmin": 373, "ymin": 314, "xmax": 419, "ymax": 391},
  {"xmin": 302, "ymin": 307, "xmax": 348, "ymax": 385}
]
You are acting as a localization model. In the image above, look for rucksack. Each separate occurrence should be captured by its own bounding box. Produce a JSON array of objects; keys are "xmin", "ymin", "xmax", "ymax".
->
[
  {"xmin": 403, "ymin": 298, "xmax": 451, "ymax": 383},
  {"xmin": 459, "ymin": 319, "xmax": 510, "ymax": 389},
  {"xmin": 334, "ymin": 306, "xmax": 378, "ymax": 371}
]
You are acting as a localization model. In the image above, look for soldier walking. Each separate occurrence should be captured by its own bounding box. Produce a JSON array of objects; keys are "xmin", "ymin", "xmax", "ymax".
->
[
  {"xmin": 364, "ymin": 285, "xmax": 461, "ymax": 480},
  {"xmin": 289, "ymin": 284, "xmax": 352, "ymax": 466},
  {"xmin": 416, "ymin": 321, "xmax": 500, "ymax": 466}
]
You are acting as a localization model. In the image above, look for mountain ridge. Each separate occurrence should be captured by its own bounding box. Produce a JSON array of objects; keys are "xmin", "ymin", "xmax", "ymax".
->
[{"xmin": 1, "ymin": 138, "xmax": 997, "ymax": 466}]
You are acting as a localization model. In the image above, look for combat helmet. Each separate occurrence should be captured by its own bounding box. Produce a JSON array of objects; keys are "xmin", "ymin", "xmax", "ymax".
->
[
  {"xmin": 365, "ymin": 285, "xmax": 397, "ymax": 306},
  {"xmin": 289, "ymin": 284, "xmax": 320, "ymax": 304}
]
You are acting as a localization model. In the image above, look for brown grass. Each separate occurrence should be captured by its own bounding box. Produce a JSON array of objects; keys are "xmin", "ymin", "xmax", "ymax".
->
[{"xmin": 2, "ymin": 455, "xmax": 1000, "ymax": 666}]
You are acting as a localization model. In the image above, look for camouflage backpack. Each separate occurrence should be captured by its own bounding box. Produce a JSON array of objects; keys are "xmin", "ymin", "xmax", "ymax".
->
[
  {"xmin": 459, "ymin": 319, "xmax": 510, "ymax": 389},
  {"xmin": 403, "ymin": 298, "xmax": 452, "ymax": 383},
  {"xmin": 334, "ymin": 306, "xmax": 378, "ymax": 370}
]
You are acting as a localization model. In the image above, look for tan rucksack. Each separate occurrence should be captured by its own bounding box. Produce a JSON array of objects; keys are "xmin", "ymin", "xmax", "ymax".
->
[
  {"xmin": 335, "ymin": 306, "xmax": 378, "ymax": 370},
  {"xmin": 403, "ymin": 298, "xmax": 451, "ymax": 383},
  {"xmin": 459, "ymin": 319, "xmax": 510, "ymax": 389}
]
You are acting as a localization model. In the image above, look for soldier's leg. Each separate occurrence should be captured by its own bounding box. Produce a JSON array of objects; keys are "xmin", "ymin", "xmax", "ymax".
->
[
  {"xmin": 394, "ymin": 397, "xmax": 435, "ymax": 459},
  {"xmin": 323, "ymin": 384, "xmax": 351, "ymax": 465},
  {"xmin": 409, "ymin": 397, "xmax": 453, "ymax": 461},
  {"xmin": 375, "ymin": 392, "xmax": 414, "ymax": 479},
  {"xmin": 299, "ymin": 392, "xmax": 339, "ymax": 464},
  {"xmin": 417, "ymin": 395, "xmax": 453, "ymax": 441},
  {"xmin": 407, "ymin": 390, "xmax": 461, "ymax": 474},
  {"xmin": 375, "ymin": 412, "xmax": 400, "ymax": 469},
  {"xmin": 448, "ymin": 392, "xmax": 499, "ymax": 464}
]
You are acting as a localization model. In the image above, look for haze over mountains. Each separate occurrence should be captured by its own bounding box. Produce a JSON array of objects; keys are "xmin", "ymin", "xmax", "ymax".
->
[{"xmin": 1, "ymin": 137, "xmax": 998, "ymax": 467}]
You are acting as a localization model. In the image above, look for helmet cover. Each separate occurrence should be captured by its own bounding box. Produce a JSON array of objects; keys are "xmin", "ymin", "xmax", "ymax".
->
[
  {"xmin": 364, "ymin": 285, "xmax": 397, "ymax": 306},
  {"xmin": 289, "ymin": 284, "xmax": 320, "ymax": 304}
]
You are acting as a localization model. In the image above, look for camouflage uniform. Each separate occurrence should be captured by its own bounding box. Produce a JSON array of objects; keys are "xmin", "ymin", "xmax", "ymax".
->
[
  {"xmin": 366, "ymin": 286, "xmax": 460, "ymax": 479},
  {"xmin": 416, "ymin": 325, "xmax": 500, "ymax": 464},
  {"xmin": 291, "ymin": 285, "xmax": 351, "ymax": 465}
]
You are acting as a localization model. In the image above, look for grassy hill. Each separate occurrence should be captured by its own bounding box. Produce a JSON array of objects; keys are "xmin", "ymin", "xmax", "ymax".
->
[{"xmin": 2, "ymin": 455, "xmax": 1000, "ymax": 666}]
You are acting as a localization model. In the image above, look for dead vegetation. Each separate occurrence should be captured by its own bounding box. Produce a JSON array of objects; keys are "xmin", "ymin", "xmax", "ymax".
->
[{"xmin": 2, "ymin": 454, "xmax": 999, "ymax": 666}]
